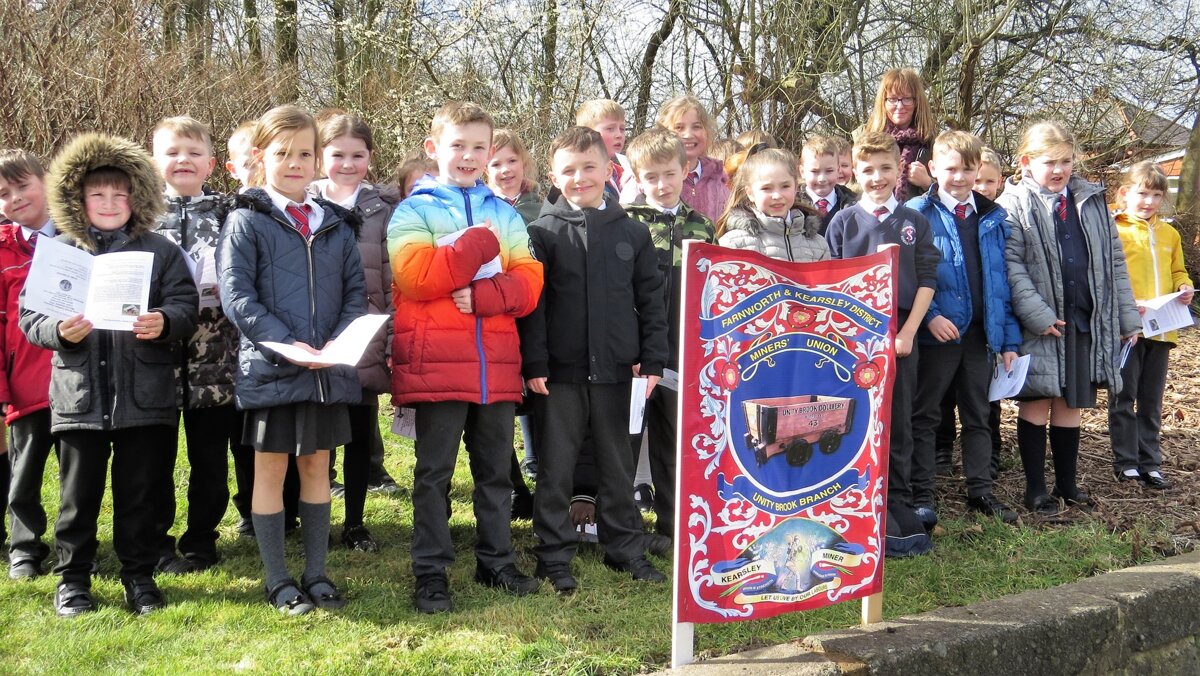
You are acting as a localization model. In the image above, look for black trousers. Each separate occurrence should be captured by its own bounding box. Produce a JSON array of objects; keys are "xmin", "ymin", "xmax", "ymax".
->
[
  {"xmin": 55, "ymin": 426, "xmax": 176, "ymax": 584},
  {"xmin": 887, "ymin": 333, "xmax": 919, "ymax": 510},
  {"xmin": 158, "ymin": 405, "xmax": 240, "ymax": 563},
  {"xmin": 629, "ymin": 385, "xmax": 676, "ymax": 537},
  {"xmin": 935, "ymin": 390, "xmax": 1002, "ymax": 475},
  {"xmin": 7, "ymin": 409, "xmax": 56, "ymax": 564},
  {"xmin": 533, "ymin": 382, "xmax": 642, "ymax": 564},
  {"xmin": 912, "ymin": 328, "xmax": 996, "ymax": 501},
  {"xmin": 339, "ymin": 399, "xmax": 377, "ymax": 527},
  {"xmin": 1109, "ymin": 339, "xmax": 1171, "ymax": 473},
  {"xmin": 411, "ymin": 400, "xmax": 516, "ymax": 578}
]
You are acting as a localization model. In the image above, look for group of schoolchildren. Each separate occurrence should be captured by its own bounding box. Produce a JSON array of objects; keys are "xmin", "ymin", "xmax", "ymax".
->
[{"xmin": 0, "ymin": 67, "xmax": 1191, "ymax": 616}]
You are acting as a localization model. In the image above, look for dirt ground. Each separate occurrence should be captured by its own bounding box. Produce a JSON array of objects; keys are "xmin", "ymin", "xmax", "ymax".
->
[{"xmin": 933, "ymin": 327, "xmax": 1200, "ymax": 555}]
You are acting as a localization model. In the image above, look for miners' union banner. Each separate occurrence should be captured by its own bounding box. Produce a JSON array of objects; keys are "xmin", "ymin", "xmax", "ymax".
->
[{"xmin": 674, "ymin": 242, "xmax": 897, "ymax": 623}]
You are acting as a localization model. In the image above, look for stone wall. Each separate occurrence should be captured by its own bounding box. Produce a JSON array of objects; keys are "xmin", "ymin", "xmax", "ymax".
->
[{"xmin": 669, "ymin": 551, "xmax": 1200, "ymax": 675}]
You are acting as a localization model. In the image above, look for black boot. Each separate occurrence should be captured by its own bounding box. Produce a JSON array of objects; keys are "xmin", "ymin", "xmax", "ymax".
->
[
  {"xmin": 1049, "ymin": 425, "xmax": 1091, "ymax": 508},
  {"xmin": 1017, "ymin": 419, "xmax": 1056, "ymax": 515}
]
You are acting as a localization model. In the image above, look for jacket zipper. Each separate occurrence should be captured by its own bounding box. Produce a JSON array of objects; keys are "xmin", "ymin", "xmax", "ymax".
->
[
  {"xmin": 275, "ymin": 211, "xmax": 337, "ymax": 404},
  {"xmin": 783, "ymin": 218, "xmax": 795, "ymax": 261},
  {"xmin": 179, "ymin": 199, "xmax": 192, "ymax": 409},
  {"xmin": 1148, "ymin": 221, "xmax": 1162, "ymax": 297},
  {"xmin": 461, "ymin": 188, "xmax": 488, "ymax": 402}
]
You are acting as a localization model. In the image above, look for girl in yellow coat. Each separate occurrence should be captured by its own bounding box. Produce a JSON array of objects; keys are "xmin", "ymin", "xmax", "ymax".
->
[{"xmin": 1107, "ymin": 161, "xmax": 1193, "ymax": 489}]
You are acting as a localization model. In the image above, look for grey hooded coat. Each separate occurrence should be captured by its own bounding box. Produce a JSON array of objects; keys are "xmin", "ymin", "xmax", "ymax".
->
[{"xmin": 1000, "ymin": 175, "xmax": 1140, "ymax": 398}]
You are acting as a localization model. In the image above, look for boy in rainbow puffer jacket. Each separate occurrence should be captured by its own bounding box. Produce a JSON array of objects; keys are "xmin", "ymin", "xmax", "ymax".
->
[{"xmin": 386, "ymin": 102, "xmax": 544, "ymax": 613}]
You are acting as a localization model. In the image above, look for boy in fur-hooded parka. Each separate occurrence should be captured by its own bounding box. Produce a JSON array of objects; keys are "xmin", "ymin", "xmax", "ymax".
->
[{"xmin": 20, "ymin": 133, "xmax": 198, "ymax": 615}]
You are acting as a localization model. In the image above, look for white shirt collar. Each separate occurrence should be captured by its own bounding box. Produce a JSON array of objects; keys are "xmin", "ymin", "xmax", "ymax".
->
[
  {"xmin": 689, "ymin": 159, "xmax": 703, "ymax": 179},
  {"xmin": 265, "ymin": 186, "xmax": 325, "ymax": 232},
  {"xmin": 857, "ymin": 194, "xmax": 899, "ymax": 218},
  {"xmin": 21, "ymin": 218, "xmax": 54, "ymax": 242},
  {"xmin": 937, "ymin": 189, "xmax": 977, "ymax": 215},
  {"xmin": 567, "ymin": 199, "xmax": 607, "ymax": 211},
  {"xmin": 644, "ymin": 197, "xmax": 680, "ymax": 215},
  {"xmin": 316, "ymin": 179, "xmax": 363, "ymax": 210},
  {"xmin": 807, "ymin": 188, "xmax": 837, "ymax": 208}
]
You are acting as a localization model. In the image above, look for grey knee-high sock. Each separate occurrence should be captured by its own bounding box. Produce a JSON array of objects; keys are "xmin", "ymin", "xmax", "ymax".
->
[
  {"xmin": 299, "ymin": 501, "xmax": 331, "ymax": 582},
  {"xmin": 252, "ymin": 511, "xmax": 290, "ymax": 589}
]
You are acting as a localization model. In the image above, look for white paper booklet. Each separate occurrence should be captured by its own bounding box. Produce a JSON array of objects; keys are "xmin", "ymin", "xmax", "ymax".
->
[
  {"xmin": 1140, "ymin": 292, "xmax": 1194, "ymax": 338},
  {"xmin": 24, "ymin": 235, "xmax": 153, "ymax": 331},
  {"xmin": 436, "ymin": 225, "xmax": 502, "ymax": 281},
  {"xmin": 260, "ymin": 313, "xmax": 390, "ymax": 367},
  {"xmin": 629, "ymin": 376, "xmax": 649, "ymax": 433},
  {"xmin": 988, "ymin": 354, "xmax": 1031, "ymax": 402},
  {"xmin": 391, "ymin": 407, "xmax": 417, "ymax": 440},
  {"xmin": 192, "ymin": 249, "xmax": 220, "ymax": 309}
]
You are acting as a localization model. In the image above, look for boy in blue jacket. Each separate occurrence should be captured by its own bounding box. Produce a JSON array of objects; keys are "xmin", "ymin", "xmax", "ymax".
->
[{"xmin": 907, "ymin": 131, "xmax": 1021, "ymax": 524}]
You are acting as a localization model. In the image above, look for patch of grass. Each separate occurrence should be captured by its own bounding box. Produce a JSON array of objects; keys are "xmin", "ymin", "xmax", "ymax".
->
[{"xmin": 0, "ymin": 416, "xmax": 1162, "ymax": 674}]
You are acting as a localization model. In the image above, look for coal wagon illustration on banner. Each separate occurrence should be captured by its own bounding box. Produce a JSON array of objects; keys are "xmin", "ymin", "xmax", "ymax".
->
[{"xmin": 742, "ymin": 395, "xmax": 855, "ymax": 467}]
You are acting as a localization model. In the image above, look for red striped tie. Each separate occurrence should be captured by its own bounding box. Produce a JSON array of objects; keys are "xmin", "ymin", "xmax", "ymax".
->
[
  {"xmin": 954, "ymin": 203, "xmax": 969, "ymax": 220},
  {"xmin": 873, "ymin": 206, "xmax": 889, "ymax": 220},
  {"xmin": 816, "ymin": 198, "xmax": 829, "ymax": 217},
  {"xmin": 286, "ymin": 203, "xmax": 312, "ymax": 239},
  {"xmin": 27, "ymin": 231, "xmax": 39, "ymax": 249},
  {"xmin": 1055, "ymin": 194, "xmax": 1068, "ymax": 222}
]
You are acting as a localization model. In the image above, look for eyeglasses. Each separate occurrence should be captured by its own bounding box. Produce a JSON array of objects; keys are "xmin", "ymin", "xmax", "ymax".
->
[{"xmin": 885, "ymin": 97, "xmax": 915, "ymax": 106}]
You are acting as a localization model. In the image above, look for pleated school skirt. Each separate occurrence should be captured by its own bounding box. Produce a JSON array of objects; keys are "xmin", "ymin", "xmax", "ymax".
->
[{"xmin": 242, "ymin": 402, "xmax": 352, "ymax": 456}]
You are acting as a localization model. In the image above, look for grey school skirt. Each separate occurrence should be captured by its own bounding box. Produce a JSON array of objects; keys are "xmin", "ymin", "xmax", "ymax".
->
[
  {"xmin": 242, "ymin": 402, "xmax": 352, "ymax": 456},
  {"xmin": 1062, "ymin": 326, "xmax": 1097, "ymax": 409}
]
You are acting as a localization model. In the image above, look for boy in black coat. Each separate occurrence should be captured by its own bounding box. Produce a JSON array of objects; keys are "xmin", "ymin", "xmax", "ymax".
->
[{"xmin": 519, "ymin": 127, "xmax": 669, "ymax": 593}]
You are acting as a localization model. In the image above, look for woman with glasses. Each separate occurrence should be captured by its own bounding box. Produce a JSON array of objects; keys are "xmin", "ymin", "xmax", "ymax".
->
[{"xmin": 860, "ymin": 68, "xmax": 939, "ymax": 201}]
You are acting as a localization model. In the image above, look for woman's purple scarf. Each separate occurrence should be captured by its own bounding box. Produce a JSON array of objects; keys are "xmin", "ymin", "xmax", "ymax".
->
[{"xmin": 886, "ymin": 123, "xmax": 928, "ymax": 200}]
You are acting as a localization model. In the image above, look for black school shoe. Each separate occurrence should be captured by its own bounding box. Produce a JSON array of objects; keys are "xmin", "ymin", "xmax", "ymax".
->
[
  {"xmin": 1141, "ymin": 471, "xmax": 1171, "ymax": 490},
  {"xmin": 157, "ymin": 553, "xmax": 202, "ymax": 575},
  {"xmin": 367, "ymin": 475, "xmax": 400, "ymax": 494},
  {"xmin": 1023, "ymin": 493, "xmax": 1060, "ymax": 516},
  {"xmin": 266, "ymin": 578, "xmax": 315, "ymax": 616},
  {"xmin": 1115, "ymin": 468, "xmax": 1143, "ymax": 484},
  {"xmin": 237, "ymin": 517, "xmax": 256, "ymax": 539},
  {"xmin": 534, "ymin": 560, "xmax": 578, "ymax": 594},
  {"xmin": 603, "ymin": 555, "xmax": 666, "ymax": 583},
  {"xmin": 1050, "ymin": 486, "xmax": 1093, "ymax": 510},
  {"xmin": 9, "ymin": 558, "xmax": 44, "ymax": 580},
  {"xmin": 342, "ymin": 525, "xmax": 379, "ymax": 552},
  {"xmin": 123, "ymin": 578, "xmax": 167, "ymax": 615},
  {"xmin": 475, "ymin": 562, "xmax": 540, "ymax": 595},
  {"xmin": 414, "ymin": 574, "xmax": 452, "ymax": 613},
  {"xmin": 966, "ymin": 494, "xmax": 1018, "ymax": 524},
  {"xmin": 55, "ymin": 581, "xmax": 97, "ymax": 617},
  {"xmin": 302, "ymin": 575, "xmax": 347, "ymax": 610}
]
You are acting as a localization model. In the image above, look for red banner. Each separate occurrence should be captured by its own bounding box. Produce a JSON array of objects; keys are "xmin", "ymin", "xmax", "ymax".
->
[{"xmin": 674, "ymin": 243, "xmax": 897, "ymax": 623}]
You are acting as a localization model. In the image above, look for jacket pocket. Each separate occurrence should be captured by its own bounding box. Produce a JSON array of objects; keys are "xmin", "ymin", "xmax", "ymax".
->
[
  {"xmin": 51, "ymin": 350, "xmax": 91, "ymax": 414},
  {"xmin": 133, "ymin": 348, "xmax": 177, "ymax": 409}
]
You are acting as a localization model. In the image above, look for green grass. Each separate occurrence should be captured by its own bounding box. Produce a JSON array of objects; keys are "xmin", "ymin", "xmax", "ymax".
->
[{"xmin": 0, "ymin": 416, "xmax": 1162, "ymax": 674}]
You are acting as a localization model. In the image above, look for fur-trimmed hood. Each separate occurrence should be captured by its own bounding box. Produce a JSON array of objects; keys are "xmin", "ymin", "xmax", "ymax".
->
[{"xmin": 47, "ymin": 133, "xmax": 164, "ymax": 251}]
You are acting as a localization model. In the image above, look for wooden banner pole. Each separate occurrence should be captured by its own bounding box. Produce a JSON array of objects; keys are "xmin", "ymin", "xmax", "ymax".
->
[{"xmin": 861, "ymin": 591, "xmax": 883, "ymax": 625}]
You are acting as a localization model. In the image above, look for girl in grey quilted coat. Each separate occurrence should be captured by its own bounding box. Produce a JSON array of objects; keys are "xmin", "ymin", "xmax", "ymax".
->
[
  {"xmin": 715, "ymin": 148, "xmax": 830, "ymax": 263},
  {"xmin": 1000, "ymin": 121, "xmax": 1140, "ymax": 517}
]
